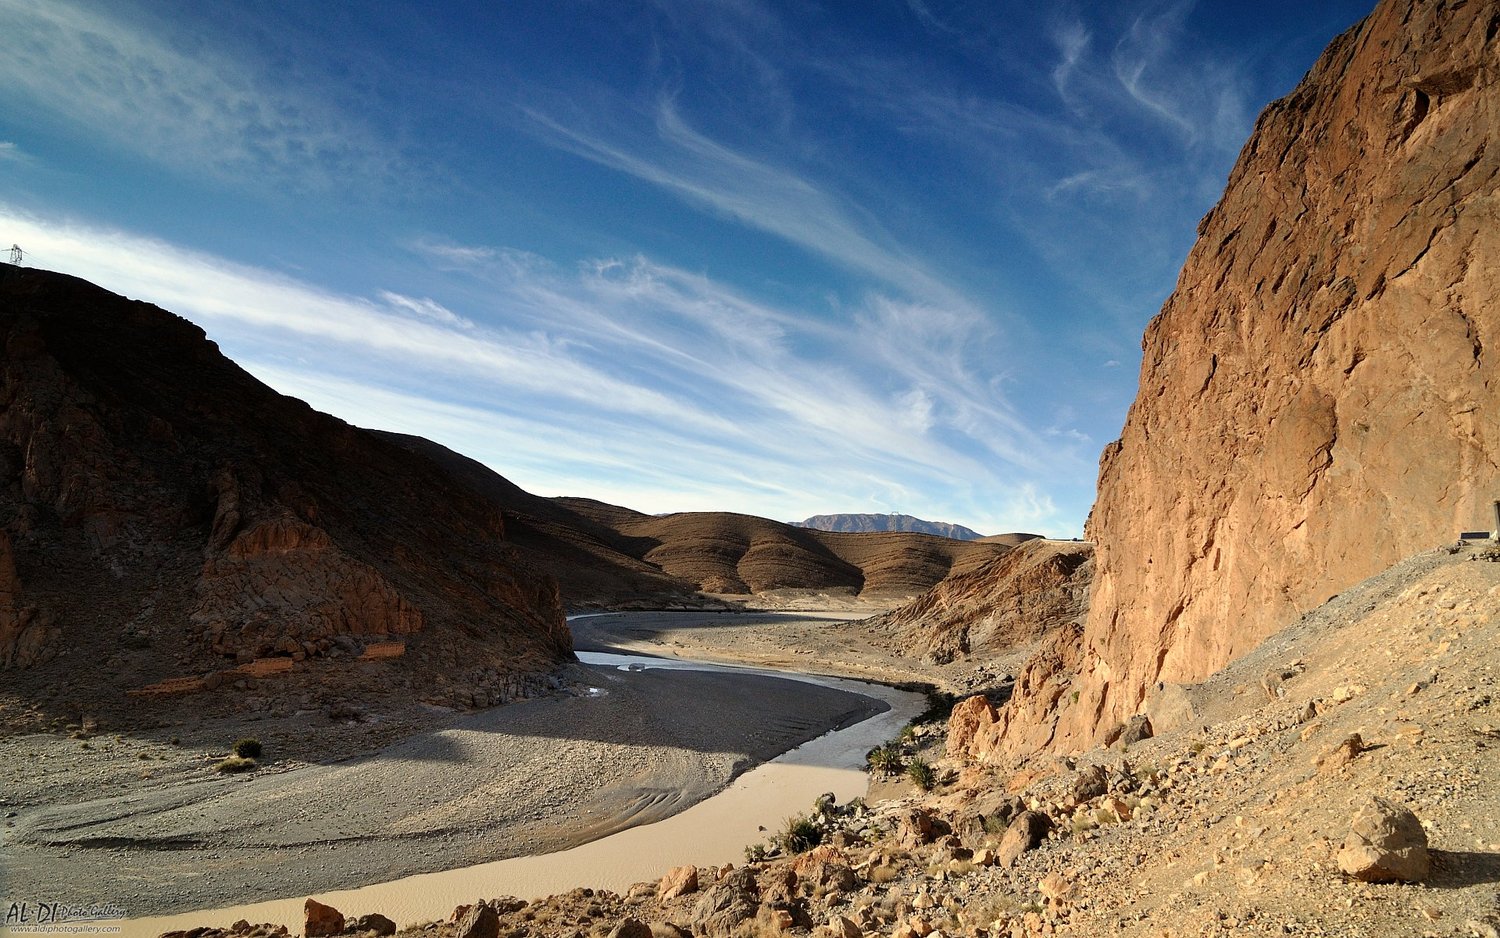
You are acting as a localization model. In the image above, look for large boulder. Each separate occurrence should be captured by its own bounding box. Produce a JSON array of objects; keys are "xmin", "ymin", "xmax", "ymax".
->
[
  {"xmin": 303, "ymin": 899, "xmax": 344, "ymax": 938},
  {"xmin": 996, "ymin": 811, "xmax": 1054, "ymax": 867},
  {"xmin": 354, "ymin": 914, "xmax": 397, "ymax": 937},
  {"xmin": 657, "ymin": 865, "xmax": 699, "ymax": 901},
  {"xmin": 1336, "ymin": 796, "xmax": 1431, "ymax": 883},
  {"xmin": 455, "ymin": 900, "xmax": 500, "ymax": 938},
  {"xmin": 691, "ymin": 868, "xmax": 760, "ymax": 936}
]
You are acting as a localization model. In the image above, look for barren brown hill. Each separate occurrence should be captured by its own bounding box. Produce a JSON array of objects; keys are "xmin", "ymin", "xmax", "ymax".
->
[
  {"xmin": 0, "ymin": 264, "xmax": 571, "ymax": 728},
  {"xmin": 866, "ymin": 539, "xmax": 1092, "ymax": 663},
  {"xmin": 976, "ymin": 532, "xmax": 1044, "ymax": 548},
  {"xmin": 996, "ymin": 0, "xmax": 1500, "ymax": 757},
  {"xmin": 377, "ymin": 434, "xmax": 702, "ymax": 608},
  {"xmin": 558, "ymin": 501, "xmax": 1010, "ymax": 598}
]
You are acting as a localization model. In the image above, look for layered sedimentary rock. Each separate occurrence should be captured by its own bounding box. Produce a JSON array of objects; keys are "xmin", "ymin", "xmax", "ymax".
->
[
  {"xmin": 867, "ymin": 540, "xmax": 1092, "ymax": 663},
  {"xmin": 558, "ymin": 502, "xmax": 1010, "ymax": 598},
  {"xmin": 0, "ymin": 264, "xmax": 569, "ymax": 706},
  {"xmin": 991, "ymin": 0, "xmax": 1500, "ymax": 757}
]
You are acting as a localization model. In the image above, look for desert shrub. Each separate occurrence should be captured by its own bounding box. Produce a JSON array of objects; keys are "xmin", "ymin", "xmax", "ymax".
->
[
  {"xmin": 779, "ymin": 814, "xmax": 823, "ymax": 854},
  {"xmin": 906, "ymin": 756, "xmax": 936, "ymax": 791},
  {"xmin": 867, "ymin": 864, "xmax": 898, "ymax": 885},
  {"xmin": 866, "ymin": 742, "xmax": 905, "ymax": 776},
  {"xmin": 232, "ymin": 738, "xmax": 263, "ymax": 759},
  {"xmin": 217, "ymin": 756, "xmax": 258, "ymax": 773},
  {"xmin": 745, "ymin": 842, "xmax": 769, "ymax": 863}
]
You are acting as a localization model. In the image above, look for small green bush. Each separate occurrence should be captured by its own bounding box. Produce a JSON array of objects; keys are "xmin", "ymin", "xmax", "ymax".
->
[
  {"xmin": 217, "ymin": 756, "xmax": 258, "ymax": 773},
  {"xmin": 232, "ymin": 738, "xmax": 263, "ymax": 759},
  {"xmin": 906, "ymin": 756, "xmax": 936, "ymax": 791},
  {"xmin": 779, "ymin": 814, "xmax": 823, "ymax": 854},
  {"xmin": 866, "ymin": 741, "xmax": 905, "ymax": 776}
]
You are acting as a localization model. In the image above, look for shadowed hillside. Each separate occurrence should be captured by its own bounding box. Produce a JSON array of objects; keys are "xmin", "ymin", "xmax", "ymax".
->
[{"xmin": 0, "ymin": 264, "xmax": 571, "ymax": 727}]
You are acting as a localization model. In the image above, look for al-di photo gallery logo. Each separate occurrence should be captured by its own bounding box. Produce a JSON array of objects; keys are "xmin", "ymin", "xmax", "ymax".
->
[{"xmin": 3, "ymin": 902, "xmax": 126, "ymax": 934}]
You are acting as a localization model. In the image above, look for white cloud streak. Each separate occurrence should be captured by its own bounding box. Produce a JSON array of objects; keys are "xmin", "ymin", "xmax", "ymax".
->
[
  {"xmin": 1, "ymin": 205, "xmax": 1083, "ymax": 533},
  {"xmin": 0, "ymin": 0, "xmax": 396, "ymax": 186},
  {"xmin": 524, "ymin": 100, "xmax": 973, "ymax": 311}
]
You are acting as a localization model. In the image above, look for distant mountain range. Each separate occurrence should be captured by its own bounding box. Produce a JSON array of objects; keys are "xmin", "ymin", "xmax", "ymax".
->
[{"xmin": 793, "ymin": 513, "xmax": 1015, "ymax": 542}]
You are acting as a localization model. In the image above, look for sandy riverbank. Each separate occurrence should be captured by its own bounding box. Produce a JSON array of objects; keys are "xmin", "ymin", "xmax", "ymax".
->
[
  {"xmin": 569, "ymin": 609, "xmax": 1018, "ymax": 691},
  {"xmin": 1, "ymin": 652, "xmax": 884, "ymax": 919}
]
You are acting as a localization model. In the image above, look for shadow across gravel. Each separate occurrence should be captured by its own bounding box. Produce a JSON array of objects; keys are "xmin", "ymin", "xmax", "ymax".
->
[{"xmin": 1427, "ymin": 850, "xmax": 1500, "ymax": 889}]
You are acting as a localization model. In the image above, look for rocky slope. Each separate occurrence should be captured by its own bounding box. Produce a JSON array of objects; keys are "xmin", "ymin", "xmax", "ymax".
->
[
  {"xmin": 792, "ymin": 514, "xmax": 993, "ymax": 542},
  {"xmin": 185, "ymin": 543, "xmax": 1500, "ymax": 938},
  {"xmin": 0, "ymin": 264, "xmax": 571, "ymax": 727},
  {"xmin": 863, "ymin": 540, "xmax": 1092, "ymax": 665},
  {"xmin": 559, "ymin": 502, "xmax": 1010, "ymax": 599},
  {"xmin": 999, "ymin": 0, "xmax": 1500, "ymax": 756}
]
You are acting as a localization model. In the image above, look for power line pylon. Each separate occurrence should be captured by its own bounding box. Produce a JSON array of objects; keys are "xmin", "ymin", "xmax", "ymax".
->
[{"xmin": 7, "ymin": 245, "xmax": 22, "ymax": 265}]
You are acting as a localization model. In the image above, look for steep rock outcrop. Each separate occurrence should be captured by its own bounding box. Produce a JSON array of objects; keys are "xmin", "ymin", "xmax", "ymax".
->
[
  {"xmin": 1003, "ymin": 0, "xmax": 1500, "ymax": 756},
  {"xmin": 194, "ymin": 518, "xmax": 425, "ymax": 661},
  {"xmin": 949, "ymin": 623, "xmax": 1087, "ymax": 763},
  {"xmin": 866, "ymin": 540, "xmax": 1091, "ymax": 663},
  {"xmin": 0, "ymin": 264, "xmax": 569, "ymax": 716}
]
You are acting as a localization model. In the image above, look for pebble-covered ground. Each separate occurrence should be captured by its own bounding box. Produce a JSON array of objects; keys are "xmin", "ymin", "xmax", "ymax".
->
[{"xmin": 175, "ymin": 545, "xmax": 1499, "ymax": 938}]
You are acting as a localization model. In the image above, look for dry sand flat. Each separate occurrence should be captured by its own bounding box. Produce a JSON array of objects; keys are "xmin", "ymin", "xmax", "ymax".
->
[{"xmin": 1, "ymin": 650, "xmax": 885, "ymax": 919}]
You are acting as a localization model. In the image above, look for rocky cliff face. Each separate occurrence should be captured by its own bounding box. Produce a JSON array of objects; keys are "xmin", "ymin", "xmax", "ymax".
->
[
  {"xmin": 866, "ymin": 540, "xmax": 1091, "ymax": 664},
  {"xmin": 0, "ymin": 264, "xmax": 570, "ymax": 718},
  {"xmin": 994, "ymin": 0, "xmax": 1500, "ymax": 757}
]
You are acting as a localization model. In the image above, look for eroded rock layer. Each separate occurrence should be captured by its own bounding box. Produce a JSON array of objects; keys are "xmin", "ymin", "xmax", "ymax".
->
[
  {"xmin": 866, "ymin": 540, "xmax": 1092, "ymax": 663},
  {"xmin": 0, "ymin": 264, "xmax": 570, "ymax": 713},
  {"xmin": 1010, "ymin": 0, "xmax": 1500, "ymax": 755}
]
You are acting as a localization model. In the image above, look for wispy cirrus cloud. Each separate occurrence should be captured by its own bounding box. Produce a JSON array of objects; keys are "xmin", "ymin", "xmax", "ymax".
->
[
  {"xmin": 523, "ymin": 99, "xmax": 974, "ymax": 312},
  {"xmin": 0, "ymin": 207, "xmax": 726, "ymax": 436},
  {"xmin": 0, "ymin": 0, "xmax": 398, "ymax": 188},
  {"xmin": 1, "ymin": 205, "xmax": 1083, "ymax": 532}
]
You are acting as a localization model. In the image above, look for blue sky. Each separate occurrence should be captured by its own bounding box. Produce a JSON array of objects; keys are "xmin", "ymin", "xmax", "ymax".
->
[{"xmin": 0, "ymin": 0, "xmax": 1370, "ymax": 536}]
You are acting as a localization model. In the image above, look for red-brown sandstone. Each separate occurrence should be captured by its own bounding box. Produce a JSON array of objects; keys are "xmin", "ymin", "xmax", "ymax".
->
[{"xmin": 991, "ymin": 0, "xmax": 1500, "ymax": 757}]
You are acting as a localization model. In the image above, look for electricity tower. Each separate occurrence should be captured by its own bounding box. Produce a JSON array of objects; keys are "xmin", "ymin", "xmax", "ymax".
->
[{"xmin": 7, "ymin": 244, "xmax": 21, "ymax": 265}]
